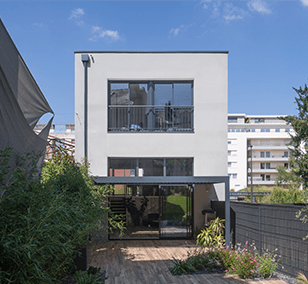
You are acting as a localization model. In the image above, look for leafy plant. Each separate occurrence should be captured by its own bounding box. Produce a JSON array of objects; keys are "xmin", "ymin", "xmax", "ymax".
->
[
  {"xmin": 258, "ymin": 252, "xmax": 278, "ymax": 278},
  {"xmin": 297, "ymin": 272, "xmax": 308, "ymax": 283},
  {"xmin": 169, "ymin": 258, "xmax": 196, "ymax": 275},
  {"xmin": 0, "ymin": 148, "xmax": 124, "ymax": 284},
  {"xmin": 170, "ymin": 240, "xmax": 279, "ymax": 280},
  {"xmin": 74, "ymin": 266, "xmax": 107, "ymax": 284},
  {"xmin": 125, "ymin": 196, "xmax": 148, "ymax": 226},
  {"xmin": 196, "ymin": 217, "xmax": 225, "ymax": 248},
  {"xmin": 216, "ymin": 241, "xmax": 279, "ymax": 279}
]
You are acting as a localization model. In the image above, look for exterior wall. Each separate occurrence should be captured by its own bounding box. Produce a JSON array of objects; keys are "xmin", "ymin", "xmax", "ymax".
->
[
  {"xmin": 228, "ymin": 114, "xmax": 293, "ymax": 191},
  {"xmin": 75, "ymin": 52, "xmax": 228, "ymax": 185},
  {"xmin": 194, "ymin": 184, "xmax": 217, "ymax": 229}
]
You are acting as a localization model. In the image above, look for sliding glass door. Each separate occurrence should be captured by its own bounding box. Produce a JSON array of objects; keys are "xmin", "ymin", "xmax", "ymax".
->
[{"xmin": 159, "ymin": 185, "xmax": 193, "ymax": 238}]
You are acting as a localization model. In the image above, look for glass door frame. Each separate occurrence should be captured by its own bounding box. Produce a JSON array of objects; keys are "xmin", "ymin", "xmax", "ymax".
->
[{"xmin": 158, "ymin": 184, "xmax": 193, "ymax": 239}]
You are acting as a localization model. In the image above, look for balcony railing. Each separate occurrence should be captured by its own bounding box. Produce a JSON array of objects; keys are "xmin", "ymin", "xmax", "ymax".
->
[{"xmin": 108, "ymin": 105, "xmax": 194, "ymax": 132}]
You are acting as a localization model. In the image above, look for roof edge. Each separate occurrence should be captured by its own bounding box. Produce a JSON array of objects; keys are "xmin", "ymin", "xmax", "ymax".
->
[{"xmin": 74, "ymin": 51, "xmax": 229, "ymax": 54}]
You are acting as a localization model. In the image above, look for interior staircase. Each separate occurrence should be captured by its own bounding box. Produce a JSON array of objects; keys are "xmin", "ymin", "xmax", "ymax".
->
[{"xmin": 109, "ymin": 197, "xmax": 126, "ymax": 225}]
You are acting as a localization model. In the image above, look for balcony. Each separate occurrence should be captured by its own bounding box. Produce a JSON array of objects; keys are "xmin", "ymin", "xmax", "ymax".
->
[
  {"xmin": 248, "ymin": 155, "xmax": 289, "ymax": 162},
  {"xmin": 248, "ymin": 177, "xmax": 276, "ymax": 185},
  {"xmin": 249, "ymin": 168, "xmax": 278, "ymax": 174},
  {"xmin": 108, "ymin": 105, "xmax": 194, "ymax": 132}
]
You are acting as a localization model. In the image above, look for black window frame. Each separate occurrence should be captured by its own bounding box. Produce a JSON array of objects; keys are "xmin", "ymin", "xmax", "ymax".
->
[
  {"xmin": 108, "ymin": 80, "xmax": 194, "ymax": 133},
  {"xmin": 108, "ymin": 157, "xmax": 194, "ymax": 177}
]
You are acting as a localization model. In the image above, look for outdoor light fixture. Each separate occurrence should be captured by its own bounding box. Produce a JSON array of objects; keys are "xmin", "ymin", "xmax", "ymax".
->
[{"xmin": 248, "ymin": 144, "xmax": 253, "ymax": 203}]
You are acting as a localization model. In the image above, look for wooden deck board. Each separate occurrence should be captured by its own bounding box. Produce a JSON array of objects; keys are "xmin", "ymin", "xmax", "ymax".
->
[{"xmin": 87, "ymin": 240, "xmax": 290, "ymax": 284}]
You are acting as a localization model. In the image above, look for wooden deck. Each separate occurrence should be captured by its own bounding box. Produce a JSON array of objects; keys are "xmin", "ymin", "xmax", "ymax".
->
[{"xmin": 87, "ymin": 240, "xmax": 289, "ymax": 284}]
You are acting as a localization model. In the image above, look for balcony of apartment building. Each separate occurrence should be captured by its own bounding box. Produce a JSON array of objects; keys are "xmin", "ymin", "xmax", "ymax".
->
[
  {"xmin": 248, "ymin": 151, "xmax": 291, "ymax": 162},
  {"xmin": 248, "ymin": 167, "xmax": 278, "ymax": 174},
  {"xmin": 248, "ymin": 140, "xmax": 292, "ymax": 150},
  {"xmin": 248, "ymin": 176, "xmax": 276, "ymax": 186},
  {"xmin": 49, "ymin": 124, "xmax": 75, "ymax": 134}
]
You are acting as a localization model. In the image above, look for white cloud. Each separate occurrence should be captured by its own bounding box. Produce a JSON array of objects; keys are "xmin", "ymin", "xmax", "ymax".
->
[
  {"xmin": 170, "ymin": 28, "xmax": 180, "ymax": 36},
  {"xmin": 223, "ymin": 3, "xmax": 247, "ymax": 21},
  {"xmin": 69, "ymin": 8, "xmax": 84, "ymax": 25},
  {"xmin": 169, "ymin": 24, "xmax": 194, "ymax": 37},
  {"xmin": 201, "ymin": 0, "xmax": 212, "ymax": 9},
  {"xmin": 90, "ymin": 26, "xmax": 120, "ymax": 42},
  {"xmin": 248, "ymin": 0, "xmax": 271, "ymax": 14},
  {"xmin": 211, "ymin": 3, "xmax": 221, "ymax": 18},
  {"xmin": 301, "ymin": 0, "xmax": 308, "ymax": 6},
  {"xmin": 33, "ymin": 23, "xmax": 43, "ymax": 27}
]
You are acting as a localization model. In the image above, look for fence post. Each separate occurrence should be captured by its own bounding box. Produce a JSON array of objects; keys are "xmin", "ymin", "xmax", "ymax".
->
[{"xmin": 258, "ymin": 205, "xmax": 261, "ymax": 252}]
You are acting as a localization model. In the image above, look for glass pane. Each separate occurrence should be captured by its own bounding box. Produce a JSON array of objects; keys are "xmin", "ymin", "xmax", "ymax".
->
[
  {"xmin": 174, "ymin": 83, "xmax": 192, "ymax": 106},
  {"xmin": 155, "ymin": 83, "xmax": 172, "ymax": 106},
  {"xmin": 109, "ymin": 158, "xmax": 136, "ymax": 177},
  {"xmin": 161, "ymin": 186, "xmax": 191, "ymax": 238},
  {"xmin": 139, "ymin": 159, "xmax": 164, "ymax": 176},
  {"xmin": 130, "ymin": 83, "xmax": 148, "ymax": 105},
  {"xmin": 112, "ymin": 184, "xmax": 125, "ymax": 195},
  {"xmin": 109, "ymin": 83, "xmax": 129, "ymax": 105},
  {"xmin": 166, "ymin": 158, "xmax": 193, "ymax": 176}
]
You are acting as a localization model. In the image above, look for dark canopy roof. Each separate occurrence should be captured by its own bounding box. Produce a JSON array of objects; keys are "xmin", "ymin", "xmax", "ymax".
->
[{"xmin": 95, "ymin": 176, "xmax": 229, "ymax": 185}]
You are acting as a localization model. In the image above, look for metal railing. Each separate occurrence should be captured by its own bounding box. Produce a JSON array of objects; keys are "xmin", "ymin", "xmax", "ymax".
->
[
  {"xmin": 108, "ymin": 105, "xmax": 194, "ymax": 132},
  {"xmin": 230, "ymin": 191, "xmax": 270, "ymax": 202}
]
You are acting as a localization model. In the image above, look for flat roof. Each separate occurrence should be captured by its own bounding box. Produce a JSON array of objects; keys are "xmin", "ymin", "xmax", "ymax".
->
[
  {"xmin": 74, "ymin": 50, "xmax": 229, "ymax": 54},
  {"xmin": 95, "ymin": 176, "xmax": 229, "ymax": 185},
  {"xmin": 228, "ymin": 113, "xmax": 287, "ymax": 118}
]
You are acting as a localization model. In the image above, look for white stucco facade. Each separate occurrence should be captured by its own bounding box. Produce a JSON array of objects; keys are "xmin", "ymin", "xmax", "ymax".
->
[{"xmin": 75, "ymin": 52, "xmax": 228, "ymax": 187}]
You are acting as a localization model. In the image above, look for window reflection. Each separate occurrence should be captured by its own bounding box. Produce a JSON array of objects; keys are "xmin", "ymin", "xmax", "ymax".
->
[{"xmin": 166, "ymin": 158, "xmax": 193, "ymax": 176}]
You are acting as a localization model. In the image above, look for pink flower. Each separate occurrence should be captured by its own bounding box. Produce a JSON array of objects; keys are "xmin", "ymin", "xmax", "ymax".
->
[
  {"xmin": 241, "ymin": 261, "xmax": 243, "ymax": 264},
  {"xmin": 250, "ymin": 261, "xmax": 253, "ymax": 263},
  {"xmin": 251, "ymin": 270, "xmax": 254, "ymax": 273},
  {"xmin": 232, "ymin": 267, "xmax": 235, "ymax": 270},
  {"xmin": 245, "ymin": 241, "xmax": 248, "ymax": 245}
]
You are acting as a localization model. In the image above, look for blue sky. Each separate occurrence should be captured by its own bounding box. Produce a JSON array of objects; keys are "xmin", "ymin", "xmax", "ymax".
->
[{"xmin": 1, "ymin": 0, "xmax": 308, "ymax": 125}]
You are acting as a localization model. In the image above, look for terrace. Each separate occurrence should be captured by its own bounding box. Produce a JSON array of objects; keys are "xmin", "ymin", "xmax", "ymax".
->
[{"xmin": 87, "ymin": 240, "xmax": 291, "ymax": 284}]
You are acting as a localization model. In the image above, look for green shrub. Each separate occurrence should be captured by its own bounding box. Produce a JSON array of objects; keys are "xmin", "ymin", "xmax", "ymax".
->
[
  {"xmin": 196, "ymin": 217, "xmax": 225, "ymax": 248},
  {"xmin": 170, "ymin": 240, "xmax": 279, "ymax": 280},
  {"xmin": 169, "ymin": 258, "xmax": 196, "ymax": 275},
  {"xmin": 220, "ymin": 248, "xmax": 258, "ymax": 278},
  {"xmin": 0, "ymin": 148, "xmax": 123, "ymax": 284},
  {"xmin": 216, "ymin": 241, "xmax": 279, "ymax": 279},
  {"xmin": 258, "ymin": 251, "xmax": 278, "ymax": 278},
  {"xmin": 74, "ymin": 266, "xmax": 107, "ymax": 284}
]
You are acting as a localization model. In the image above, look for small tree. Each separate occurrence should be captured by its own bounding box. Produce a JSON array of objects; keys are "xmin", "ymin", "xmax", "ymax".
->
[
  {"xmin": 275, "ymin": 161, "xmax": 302, "ymax": 190},
  {"xmin": 281, "ymin": 82, "xmax": 308, "ymax": 236},
  {"xmin": 281, "ymin": 83, "xmax": 308, "ymax": 188}
]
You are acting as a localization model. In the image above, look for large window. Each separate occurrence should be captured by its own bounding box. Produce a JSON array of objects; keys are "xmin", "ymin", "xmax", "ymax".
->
[
  {"xmin": 108, "ymin": 157, "xmax": 193, "ymax": 177},
  {"xmin": 108, "ymin": 81, "xmax": 193, "ymax": 132}
]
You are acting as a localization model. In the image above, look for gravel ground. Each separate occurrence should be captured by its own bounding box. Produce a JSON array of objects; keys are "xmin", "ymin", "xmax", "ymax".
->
[{"xmin": 246, "ymin": 271, "xmax": 297, "ymax": 283}]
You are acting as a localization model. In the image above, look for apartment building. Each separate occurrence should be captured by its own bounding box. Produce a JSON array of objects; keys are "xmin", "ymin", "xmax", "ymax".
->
[
  {"xmin": 228, "ymin": 114, "xmax": 293, "ymax": 191},
  {"xmin": 74, "ymin": 51, "xmax": 230, "ymax": 241},
  {"xmin": 34, "ymin": 124, "xmax": 75, "ymax": 158}
]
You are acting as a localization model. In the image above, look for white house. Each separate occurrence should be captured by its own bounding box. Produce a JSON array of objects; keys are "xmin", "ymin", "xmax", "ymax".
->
[{"xmin": 74, "ymin": 51, "xmax": 230, "ymax": 241}]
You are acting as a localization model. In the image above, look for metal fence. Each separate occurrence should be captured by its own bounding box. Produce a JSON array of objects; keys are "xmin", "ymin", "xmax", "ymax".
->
[
  {"xmin": 211, "ymin": 201, "xmax": 308, "ymax": 277},
  {"xmin": 108, "ymin": 105, "xmax": 193, "ymax": 132}
]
